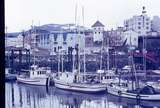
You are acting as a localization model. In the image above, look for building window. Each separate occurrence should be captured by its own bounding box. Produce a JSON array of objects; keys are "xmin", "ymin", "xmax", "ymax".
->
[
  {"xmin": 138, "ymin": 22, "xmax": 141, "ymax": 25},
  {"xmin": 54, "ymin": 47, "xmax": 56, "ymax": 52},
  {"xmin": 99, "ymin": 32, "xmax": 100, "ymax": 34},
  {"xmin": 138, "ymin": 18, "xmax": 141, "ymax": 20},
  {"xmin": 138, "ymin": 31, "xmax": 141, "ymax": 34},
  {"xmin": 54, "ymin": 34, "xmax": 58, "ymax": 41},
  {"xmin": 138, "ymin": 27, "xmax": 141, "ymax": 29},
  {"xmin": 54, "ymin": 42, "xmax": 58, "ymax": 44},
  {"xmin": 146, "ymin": 22, "xmax": 149, "ymax": 25},
  {"xmin": 95, "ymin": 32, "xmax": 97, "ymax": 34},
  {"xmin": 146, "ymin": 27, "xmax": 149, "ymax": 29},
  {"xmin": 63, "ymin": 41, "xmax": 67, "ymax": 44}
]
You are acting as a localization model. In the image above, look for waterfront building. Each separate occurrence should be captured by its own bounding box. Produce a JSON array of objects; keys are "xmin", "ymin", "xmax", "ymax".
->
[
  {"xmin": 124, "ymin": 7, "xmax": 151, "ymax": 36},
  {"xmin": 24, "ymin": 26, "xmax": 85, "ymax": 54},
  {"xmin": 5, "ymin": 33, "xmax": 23, "ymax": 47},
  {"xmin": 91, "ymin": 20, "xmax": 105, "ymax": 42},
  {"xmin": 123, "ymin": 30, "xmax": 139, "ymax": 47},
  {"xmin": 50, "ymin": 30, "xmax": 85, "ymax": 54},
  {"xmin": 24, "ymin": 27, "xmax": 50, "ymax": 49},
  {"xmin": 107, "ymin": 27, "xmax": 124, "ymax": 47}
]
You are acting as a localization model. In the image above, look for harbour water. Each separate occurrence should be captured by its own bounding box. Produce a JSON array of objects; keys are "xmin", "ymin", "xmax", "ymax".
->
[{"xmin": 5, "ymin": 82, "xmax": 160, "ymax": 108}]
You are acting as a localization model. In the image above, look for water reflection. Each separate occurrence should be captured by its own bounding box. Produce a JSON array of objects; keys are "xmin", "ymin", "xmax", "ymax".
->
[{"xmin": 5, "ymin": 82, "xmax": 160, "ymax": 108}]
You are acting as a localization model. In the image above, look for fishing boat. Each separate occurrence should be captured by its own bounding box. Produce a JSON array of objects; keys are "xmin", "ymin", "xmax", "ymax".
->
[
  {"xmin": 17, "ymin": 65, "xmax": 51, "ymax": 86},
  {"xmin": 17, "ymin": 25, "xmax": 51, "ymax": 86},
  {"xmin": 54, "ymin": 44, "xmax": 107, "ymax": 93},
  {"xmin": 107, "ymin": 6, "xmax": 160, "ymax": 101},
  {"xmin": 107, "ymin": 7, "xmax": 160, "ymax": 100},
  {"xmin": 106, "ymin": 45, "xmax": 160, "ymax": 100},
  {"xmin": 54, "ymin": 5, "xmax": 107, "ymax": 92},
  {"xmin": 54, "ymin": 71, "xmax": 107, "ymax": 93},
  {"xmin": 107, "ymin": 81, "xmax": 160, "ymax": 101}
]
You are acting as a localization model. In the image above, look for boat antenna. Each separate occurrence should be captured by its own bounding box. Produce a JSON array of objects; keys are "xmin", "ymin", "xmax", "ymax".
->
[{"xmin": 32, "ymin": 21, "xmax": 36, "ymax": 66}]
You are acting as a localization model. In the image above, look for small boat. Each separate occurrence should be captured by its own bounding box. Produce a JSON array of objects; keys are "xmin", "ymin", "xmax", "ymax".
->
[
  {"xmin": 107, "ymin": 93, "xmax": 160, "ymax": 107},
  {"xmin": 146, "ymin": 81, "xmax": 160, "ymax": 91},
  {"xmin": 17, "ymin": 65, "xmax": 51, "ymax": 86},
  {"xmin": 5, "ymin": 68, "xmax": 17, "ymax": 82},
  {"xmin": 107, "ymin": 83, "xmax": 160, "ymax": 101}
]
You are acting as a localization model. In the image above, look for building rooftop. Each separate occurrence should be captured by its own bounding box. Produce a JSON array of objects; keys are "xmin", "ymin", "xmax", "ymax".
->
[{"xmin": 91, "ymin": 20, "xmax": 105, "ymax": 27}]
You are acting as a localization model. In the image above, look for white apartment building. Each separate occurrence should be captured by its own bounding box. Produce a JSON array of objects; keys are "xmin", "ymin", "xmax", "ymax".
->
[
  {"xmin": 151, "ymin": 16, "xmax": 160, "ymax": 34},
  {"xmin": 124, "ymin": 7, "xmax": 151, "ymax": 36}
]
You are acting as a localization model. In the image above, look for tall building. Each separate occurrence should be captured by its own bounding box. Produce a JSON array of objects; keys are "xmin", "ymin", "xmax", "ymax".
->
[
  {"xmin": 124, "ymin": 7, "xmax": 151, "ymax": 36},
  {"xmin": 151, "ymin": 16, "xmax": 160, "ymax": 34}
]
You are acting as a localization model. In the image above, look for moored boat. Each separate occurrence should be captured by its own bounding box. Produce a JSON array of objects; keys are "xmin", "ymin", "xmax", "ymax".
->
[
  {"xmin": 54, "ymin": 71, "xmax": 107, "ymax": 93},
  {"xmin": 17, "ymin": 65, "xmax": 51, "ymax": 86},
  {"xmin": 107, "ymin": 83, "xmax": 160, "ymax": 101}
]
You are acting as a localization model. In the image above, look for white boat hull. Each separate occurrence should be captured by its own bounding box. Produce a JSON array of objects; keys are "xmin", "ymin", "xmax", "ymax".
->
[
  {"xmin": 17, "ymin": 76, "xmax": 48, "ymax": 86},
  {"xmin": 107, "ymin": 85, "xmax": 160, "ymax": 101},
  {"xmin": 54, "ymin": 79, "xmax": 107, "ymax": 93}
]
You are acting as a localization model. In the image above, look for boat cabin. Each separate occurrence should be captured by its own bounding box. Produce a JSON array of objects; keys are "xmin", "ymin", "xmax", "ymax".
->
[
  {"xmin": 58, "ymin": 69, "xmax": 84, "ymax": 83},
  {"xmin": 30, "ymin": 65, "xmax": 51, "ymax": 78}
]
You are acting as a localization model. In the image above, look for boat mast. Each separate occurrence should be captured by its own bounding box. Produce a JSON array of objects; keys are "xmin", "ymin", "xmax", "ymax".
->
[
  {"xmin": 72, "ymin": 49, "xmax": 75, "ymax": 72},
  {"xmin": 78, "ymin": 26, "xmax": 81, "ymax": 80},
  {"xmin": 61, "ymin": 31, "xmax": 64, "ymax": 73},
  {"xmin": 100, "ymin": 39, "xmax": 103, "ymax": 70},
  {"xmin": 82, "ymin": 5, "xmax": 86, "ymax": 81},
  {"xmin": 58, "ymin": 46, "xmax": 60, "ymax": 76},
  {"xmin": 142, "ymin": 6, "xmax": 147, "ymax": 80},
  {"xmin": 32, "ymin": 22, "xmax": 36, "ymax": 66},
  {"xmin": 107, "ymin": 36, "xmax": 110, "ymax": 71},
  {"xmin": 77, "ymin": 1, "xmax": 81, "ymax": 81}
]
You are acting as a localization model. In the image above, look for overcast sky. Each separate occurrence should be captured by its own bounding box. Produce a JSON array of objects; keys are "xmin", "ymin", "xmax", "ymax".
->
[{"xmin": 5, "ymin": 0, "xmax": 160, "ymax": 33}]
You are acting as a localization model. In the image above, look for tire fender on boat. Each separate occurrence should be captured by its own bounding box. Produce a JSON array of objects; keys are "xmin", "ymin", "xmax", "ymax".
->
[
  {"xmin": 106, "ymin": 88, "xmax": 108, "ymax": 92},
  {"xmin": 136, "ymin": 94, "xmax": 140, "ymax": 100},
  {"xmin": 118, "ymin": 90, "xmax": 122, "ymax": 96}
]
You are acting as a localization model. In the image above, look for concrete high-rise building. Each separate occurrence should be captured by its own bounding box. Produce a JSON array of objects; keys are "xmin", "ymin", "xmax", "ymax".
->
[
  {"xmin": 124, "ymin": 7, "xmax": 151, "ymax": 36},
  {"xmin": 151, "ymin": 16, "xmax": 160, "ymax": 34}
]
